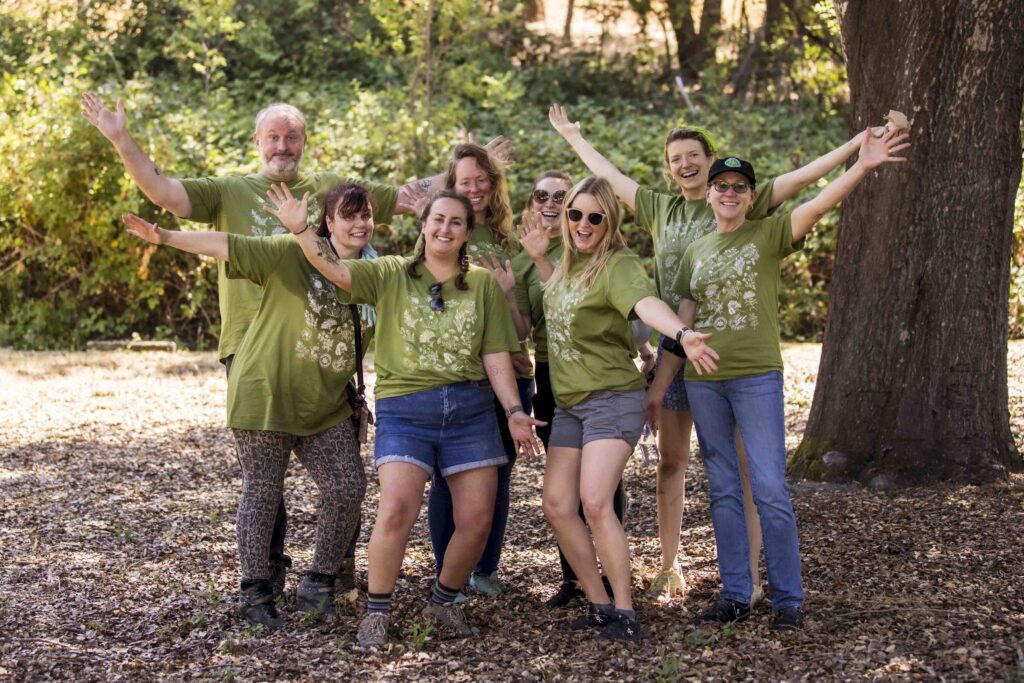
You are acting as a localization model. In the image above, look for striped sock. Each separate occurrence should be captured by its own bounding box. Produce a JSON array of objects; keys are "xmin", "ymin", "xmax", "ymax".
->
[
  {"xmin": 367, "ymin": 591, "xmax": 392, "ymax": 616},
  {"xmin": 430, "ymin": 580, "xmax": 461, "ymax": 606}
]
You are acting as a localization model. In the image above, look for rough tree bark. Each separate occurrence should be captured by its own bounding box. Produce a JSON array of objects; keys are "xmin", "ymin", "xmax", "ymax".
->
[
  {"xmin": 665, "ymin": 0, "xmax": 700, "ymax": 81},
  {"xmin": 791, "ymin": 0, "xmax": 1024, "ymax": 487},
  {"xmin": 696, "ymin": 0, "xmax": 721, "ymax": 66}
]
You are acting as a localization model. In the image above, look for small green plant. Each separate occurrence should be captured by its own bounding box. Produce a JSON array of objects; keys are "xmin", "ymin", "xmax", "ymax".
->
[
  {"xmin": 648, "ymin": 651, "xmax": 684, "ymax": 683},
  {"xmin": 405, "ymin": 618, "xmax": 435, "ymax": 650},
  {"xmin": 684, "ymin": 628, "xmax": 717, "ymax": 648},
  {"xmin": 190, "ymin": 578, "xmax": 219, "ymax": 610},
  {"xmin": 112, "ymin": 522, "xmax": 137, "ymax": 546},
  {"xmin": 241, "ymin": 622, "xmax": 263, "ymax": 639},
  {"xmin": 209, "ymin": 508, "xmax": 220, "ymax": 526}
]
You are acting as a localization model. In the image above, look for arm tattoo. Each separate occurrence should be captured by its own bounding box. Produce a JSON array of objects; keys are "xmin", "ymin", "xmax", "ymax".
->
[
  {"xmin": 418, "ymin": 178, "xmax": 433, "ymax": 190},
  {"xmin": 154, "ymin": 165, "xmax": 162, "ymax": 176},
  {"xmin": 316, "ymin": 236, "xmax": 341, "ymax": 264}
]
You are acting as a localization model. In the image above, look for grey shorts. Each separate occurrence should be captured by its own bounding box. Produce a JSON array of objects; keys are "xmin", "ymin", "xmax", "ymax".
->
[
  {"xmin": 549, "ymin": 389, "xmax": 646, "ymax": 450},
  {"xmin": 656, "ymin": 343, "xmax": 690, "ymax": 412}
]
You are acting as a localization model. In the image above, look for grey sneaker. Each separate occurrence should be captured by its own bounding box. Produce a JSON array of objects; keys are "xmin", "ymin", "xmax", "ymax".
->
[
  {"xmin": 356, "ymin": 613, "xmax": 389, "ymax": 649},
  {"xmin": 237, "ymin": 582, "xmax": 284, "ymax": 630},
  {"xmin": 421, "ymin": 602, "xmax": 477, "ymax": 637},
  {"xmin": 296, "ymin": 574, "xmax": 336, "ymax": 617},
  {"xmin": 468, "ymin": 571, "xmax": 505, "ymax": 597}
]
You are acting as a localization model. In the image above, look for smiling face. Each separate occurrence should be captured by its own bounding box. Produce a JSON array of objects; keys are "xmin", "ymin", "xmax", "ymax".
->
[
  {"xmin": 253, "ymin": 113, "xmax": 306, "ymax": 181},
  {"xmin": 423, "ymin": 196, "xmax": 471, "ymax": 259},
  {"xmin": 327, "ymin": 203, "xmax": 374, "ymax": 254},
  {"xmin": 566, "ymin": 192, "xmax": 608, "ymax": 254},
  {"xmin": 706, "ymin": 171, "xmax": 756, "ymax": 223},
  {"xmin": 667, "ymin": 138, "xmax": 713, "ymax": 195},
  {"xmin": 454, "ymin": 156, "xmax": 493, "ymax": 219},
  {"xmin": 530, "ymin": 176, "xmax": 573, "ymax": 233}
]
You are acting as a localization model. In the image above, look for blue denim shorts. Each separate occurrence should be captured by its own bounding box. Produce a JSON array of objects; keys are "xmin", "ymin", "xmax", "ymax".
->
[
  {"xmin": 549, "ymin": 390, "xmax": 646, "ymax": 450},
  {"xmin": 374, "ymin": 381, "xmax": 509, "ymax": 477},
  {"xmin": 656, "ymin": 342, "xmax": 690, "ymax": 412}
]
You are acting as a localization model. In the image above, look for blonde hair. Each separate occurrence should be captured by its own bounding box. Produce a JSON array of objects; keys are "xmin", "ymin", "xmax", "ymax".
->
[
  {"xmin": 444, "ymin": 143, "xmax": 514, "ymax": 254},
  {"xmin": 546, "ymin": 176, "xmax": 626, "ymax": 291}
]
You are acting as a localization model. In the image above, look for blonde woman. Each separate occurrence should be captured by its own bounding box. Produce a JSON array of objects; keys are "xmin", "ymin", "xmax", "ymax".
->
[{"xmin": 537, "ymin": 177, "xmax": 718, "ymax": 640}]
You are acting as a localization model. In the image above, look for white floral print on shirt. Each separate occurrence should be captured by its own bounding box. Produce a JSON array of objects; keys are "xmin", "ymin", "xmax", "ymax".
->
[{"xmin": 691, "ymin": 243, "xmax": 760, "ymax": 332}]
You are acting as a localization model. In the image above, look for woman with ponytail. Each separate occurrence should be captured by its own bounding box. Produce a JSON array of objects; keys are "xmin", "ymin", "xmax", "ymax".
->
[
  {"xmin": 428, "ymin": 142, "xmax": 535, "ymax": 598},
  {"xmin": 273, "ymin": 187, "xmax": 545, "ymax": 649}
]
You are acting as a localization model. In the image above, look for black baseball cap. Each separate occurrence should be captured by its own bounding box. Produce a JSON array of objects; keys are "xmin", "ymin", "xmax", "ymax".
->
[{"xmin": 708, "ymin": 156, "xmax": 756, "ymax": 187}]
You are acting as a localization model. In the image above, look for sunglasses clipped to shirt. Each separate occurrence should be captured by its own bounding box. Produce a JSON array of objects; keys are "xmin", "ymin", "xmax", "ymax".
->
[
  {"xmin": 532, "ymin": 189, "xmax": 567, "ymax": 204},
  {"xmin": 428, "ymin": 282, "xmax": 445, "ymax": 312},
  {"xmin": 566, "ymin": 208, "xmax": 606, "ymax": 225}
]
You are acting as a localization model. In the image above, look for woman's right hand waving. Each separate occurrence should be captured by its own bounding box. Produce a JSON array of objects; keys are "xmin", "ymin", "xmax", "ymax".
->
[{"xmin": 264, "ymin": 183, "xmax": 311, "ymax": 234}]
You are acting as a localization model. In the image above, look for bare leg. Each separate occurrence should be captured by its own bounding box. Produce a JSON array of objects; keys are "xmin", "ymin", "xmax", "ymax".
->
[
  {"xmin": 438, "ymin": 466, "xmax": 498, "ymax": 590},
  {"xmin": 366, "ymin": 463, "xmax": 430, "ymax": 595},
  {"xmin": 580, "ymin": 439, "xmax": 634, "ymax": 612},
  {"xmin": 654, "ymin": 408, "xmax": 694, "ymax": 572}
]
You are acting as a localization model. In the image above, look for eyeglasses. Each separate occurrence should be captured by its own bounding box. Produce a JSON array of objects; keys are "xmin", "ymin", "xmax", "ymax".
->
[
  {"xmin": 710, "ymin": 180, "xmax": 751, "ymax": 194},
  {"xmin": 428, "ymin": 282, "xmax": 445, "ymax": 312},
  {"xmin": 566, "ymin": 208, "xmax": 605, "ymax": 225},
  {"xmin": 532, "ymin": 189, "xmax": 567, "ymax": 204}
]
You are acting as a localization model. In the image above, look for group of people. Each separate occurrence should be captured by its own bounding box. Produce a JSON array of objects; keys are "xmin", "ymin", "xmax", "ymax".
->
[{"xmin": 81, "ymin": 90, "xmax": 908, "ymax": 646}]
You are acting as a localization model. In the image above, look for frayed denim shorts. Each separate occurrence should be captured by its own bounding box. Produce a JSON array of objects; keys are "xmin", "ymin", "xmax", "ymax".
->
[{"xmin": 374, "ymin": 380, "xmax": 508, "ymax": 477}]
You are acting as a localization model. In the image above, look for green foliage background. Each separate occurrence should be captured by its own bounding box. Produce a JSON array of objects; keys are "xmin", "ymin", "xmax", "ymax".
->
[{"xmin": 2, "ymin": 0, "xmax": 1021, "ymax": 349}]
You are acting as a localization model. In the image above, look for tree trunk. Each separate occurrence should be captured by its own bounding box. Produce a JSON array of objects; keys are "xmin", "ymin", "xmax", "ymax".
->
[
  {"xmin": 562, "ymin": 0, "xmax": 574, "ymax": 45},
  {"xmin": 522, "ymin": 0, "xmax": 544, "ymax": 22},
  {"xmin": 792, "ymin": 0, "xmax": 1024, "ymax": 486},
  {"xmin": 665, "ymin": 0, "xmax": 700, "ymax": 81},
  {"xmin": 696, "ymin": 0, "xmax": 721, "ymax": 65}
]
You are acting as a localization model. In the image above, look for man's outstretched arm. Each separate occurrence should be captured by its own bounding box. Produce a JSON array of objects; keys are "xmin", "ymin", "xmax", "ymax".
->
[{"xmin": 81, "ymin": 91, "xmax": 192, "ymax": 217}]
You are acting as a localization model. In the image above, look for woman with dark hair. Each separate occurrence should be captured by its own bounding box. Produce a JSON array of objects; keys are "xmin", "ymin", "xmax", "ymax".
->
[
  {"xmin": 427, "ymin": 143, "xmax": 535, "ymax": 598},
  {"xmin": 120, "ymin": 182, "xmax": 377, "ymax": 629},
  {"xmin": 661, "ymin": 130, "xmax": 908, "ymax": 631},
  {"xmin": 550, "ymin": 103, "xmax": 872, "ymax": 605},
  {"xmin": 272, "ymin": 187, "xmax": 544, "ymax": 649},
  {"xmin": 537, "ymin": 176, "xmax": 719, "ymax": 640}
]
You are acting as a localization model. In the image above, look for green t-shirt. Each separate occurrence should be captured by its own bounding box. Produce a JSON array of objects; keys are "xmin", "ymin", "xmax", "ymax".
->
[
  {"xmin": 225, "ymin": 234, "xmax": 374, "ymax": 435},
  {"xmin": 634, "ymin": 177, "xmax": 777, "ymax": 310},
  {"xmin": 672, "ymin": 213, "xmax": 800, "ymax": 381},
  {"xmin": 512, "ymin": 238, "xmax": 563, "ymax": 363},
  {"xmin": 181, "ymin": 172, "xmax": 397, "ymax": 360},
  {"xmin": 542, "ymin": 248, "xmax": 657, "ymax": 408},
  {"xmin": 466, "ymin": 224, "xmax": 512, "ymax": 265},
  {"xmin": 341, "ymin": 255, "xmax": 520, "ymax": 400}
]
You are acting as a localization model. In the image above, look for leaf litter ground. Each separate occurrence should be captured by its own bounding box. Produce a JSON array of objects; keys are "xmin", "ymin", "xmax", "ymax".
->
[{"xmin": 1, "ymin": 344, "xmax": 1022, "ymax": 681}]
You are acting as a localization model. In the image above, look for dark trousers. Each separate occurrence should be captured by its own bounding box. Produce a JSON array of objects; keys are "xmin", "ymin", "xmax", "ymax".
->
[{"xmin": 534, "ymin": 362, "xmax": 627, "ymax": 582}]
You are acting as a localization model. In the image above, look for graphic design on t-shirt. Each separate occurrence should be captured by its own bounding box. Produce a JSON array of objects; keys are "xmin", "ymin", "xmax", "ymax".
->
[
  {"xmin": 546, "ymin": 276, "xmax": 585, "ymax": 362},
  {"xmin": 249, "ymin": 196, "xmax": 323, "ymax": 237},
  {"xmin": 659, "ymin": 216, "xmax": 716, "ymax": 307},
  {"xmin": 401, "ymin": 294, "xmax": 479, "ymax": 373},
  {"xmin": 692, "ymin": 243, "xmax": 761, "ymax": 332},
  {"xmin": 295, "ymin": 272, "xmax": 354, "ymax": 373}
]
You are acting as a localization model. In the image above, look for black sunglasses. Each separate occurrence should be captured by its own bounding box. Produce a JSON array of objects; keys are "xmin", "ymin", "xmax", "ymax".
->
[
  {"xmin": 566, "ymin": 208, "xmax": 605, "ymax": 225},
  {"xmin": 710, "ymin": 180, "xmax": 751, "ymax": 194},
  {"xmin": 532, "ymin": 189, "xmax": 567, "ymax": 204},
  {"xmin": 428, "ymin": 282, "xmax": 445, "ymax": 312}
]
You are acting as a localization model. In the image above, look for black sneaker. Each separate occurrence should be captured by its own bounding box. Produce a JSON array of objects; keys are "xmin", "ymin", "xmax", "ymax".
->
[
  {"xmin": 567, "ymin": 604, "xmax": 614, "ymax": 631},
  {"xmin": 598, "ymin": 613, "xmax": 645, "ymax": 641},
  {"xmin": 237, "ymin": 581, "xmax": 284, "ymax": 630},
  {"xmin": 694, "ymin": 598, "xmax": 751, "ymax": 625},
  {"xmin": 296, "ymin": 573, "xmax": 336, "ymax": 618},
  {"xmin": 772, "ymin": 605, "xmax": 805, "ymax": 631},
  {"xmin": 546, "ymin": 582, "xmax": 585, "ymax": 609}
]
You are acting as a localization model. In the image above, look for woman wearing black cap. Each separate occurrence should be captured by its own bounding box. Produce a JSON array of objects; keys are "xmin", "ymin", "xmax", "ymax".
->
[{"xmin": 659, "ymin": 127, "xmax": 910, "ymax": 631}]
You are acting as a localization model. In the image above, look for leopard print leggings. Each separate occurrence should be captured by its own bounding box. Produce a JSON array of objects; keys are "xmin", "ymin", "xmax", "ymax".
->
[{"xmin": 232, "ymin": 420, "xmax": 365, "ymax": 581}]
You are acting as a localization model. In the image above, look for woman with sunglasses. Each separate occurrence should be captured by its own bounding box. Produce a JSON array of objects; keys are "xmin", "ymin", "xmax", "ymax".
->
[
  {"xmin": 536, "ymin": 176, "xmax": 719, "ymax": 640},
  {"xmin": 549, "ymin": 103, "xmax": 872, "ymax": 605},
  {"xmin": 514, "ymin": 172, "xmax": 632, "ymax": 608},
  {"xmin": 427, "ymin": 143, "xmax": 536, "ymax": 599},
  {"xmin": 119, "ymin": 183, "xmax": 379, "ymax": 630},
  {"xmin": 661, "ymin": 131, "xmax": 909, "ymax": 631},
  {"xmin": 273, "ymin": 186, "xmax": 544, "ymax": 648}
]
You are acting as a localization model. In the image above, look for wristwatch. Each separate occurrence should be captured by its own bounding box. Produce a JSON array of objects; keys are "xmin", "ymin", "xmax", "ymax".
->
[
  {"xmin": 504, "ymin": 405, "xmax": 524, "ymax": 418},
  {"xmin": 675, "ymin": 326, "xmax": 693, "ymax": 344}
]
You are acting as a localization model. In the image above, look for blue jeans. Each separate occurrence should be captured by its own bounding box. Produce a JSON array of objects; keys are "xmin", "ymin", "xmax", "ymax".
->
[
  {"xmin": 685, "ymin": 371, "xmax": 804, "ymax": 609},
  {"xmin": 428, "ymin": 377, "xmax": 535, "ymax": 576}
]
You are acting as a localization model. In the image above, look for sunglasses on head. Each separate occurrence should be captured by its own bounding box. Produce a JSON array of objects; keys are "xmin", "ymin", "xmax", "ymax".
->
[
  {"xmin": 532, "ymin": 189, "xmax": 567, "ymax": 204},
  {"xmin": 428, "ymin": 282, "xmax": 445, "ymax": 312},
  {"xmin": 566, "ymin": 208, "xmax": 605, "ymax": 225},
  {"xmin": 710, "ymin": 180, "xmax": 751, "ymax": 194}
]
